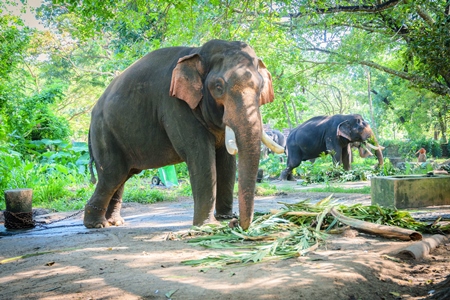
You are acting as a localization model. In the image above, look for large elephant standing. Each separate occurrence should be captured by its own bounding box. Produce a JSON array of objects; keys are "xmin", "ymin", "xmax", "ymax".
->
[
  {"xmin": 279, "ymin": 114, "xmax": 384, "ymax": 180},
  {"xmin": 85, "ymin": 40, "xmax": 283, "ymax": 230}
]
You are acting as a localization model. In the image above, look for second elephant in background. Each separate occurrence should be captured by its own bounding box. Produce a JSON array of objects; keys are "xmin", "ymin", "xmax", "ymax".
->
[
  {"xmin": 280, "ymin": 114, "xmax": 384, "ymax": 180},
  {"xmin": 261, "ymin": 129, "xmax": 287, "ymax": 158}
]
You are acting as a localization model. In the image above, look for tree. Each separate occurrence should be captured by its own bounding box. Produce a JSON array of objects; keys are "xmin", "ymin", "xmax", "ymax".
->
[
  {"xmin": 282, "ymin": 0, "xmax": 450, "ymax": 141},
  {"xmin": 13, "ymin": 0, "xmax": 450, "ymax": 143}
]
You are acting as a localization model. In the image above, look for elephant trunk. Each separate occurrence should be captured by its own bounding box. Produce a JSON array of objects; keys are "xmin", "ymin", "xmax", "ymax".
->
[
  {"xmin": 226, "ymin": 111, "xmax": 262, "ymax": 230},
  {"xmin": 372, "ymin": 138, "xmax": 384, "ymax": 167},
  {"xmin": 236, "ymin": 126, "xmax": 261, "ymax": 230},
  {"xmin": 366, "ymin": 134, "xmax": 384, "ymax": 167}
]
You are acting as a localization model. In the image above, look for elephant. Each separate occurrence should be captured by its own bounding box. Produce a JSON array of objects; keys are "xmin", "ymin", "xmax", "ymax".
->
[
  {"xmin": 261, "ymin": 129, "xmax": 287, "ymax": 158},
  {"xmin": 279, "ymin": 114, "xmax": 384, "ymax": 180},
  {"xmin": 84, "ymin": 39, "xmax": 284, "ymax": 230}
]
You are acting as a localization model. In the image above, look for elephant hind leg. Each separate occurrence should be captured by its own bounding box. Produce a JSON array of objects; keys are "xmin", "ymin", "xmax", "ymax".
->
[
  {"xmin": 84, "ymin": 184, "xmax": 114, "ymax": 228},
  {"xmin": 105, "ymin": 183, "xmax": 125, "ymax": 226},
  {"xmin": 84, "ymin": 168, "xmax": 130, "ymax": 229},
  {"xmin": 104, "ymin": 169, "xmax": 140, "ymax": 226}
]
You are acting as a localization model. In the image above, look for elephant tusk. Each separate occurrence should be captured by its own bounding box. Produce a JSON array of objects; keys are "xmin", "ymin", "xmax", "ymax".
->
[
  {"xmin": 260, "ymin": 116, "xmax": 285, "ymax": 154},
  {"xmin": 225, "ymin": 126, "xmax": 238, "ymax": 155},
  {"xmin": 366, "ymin": 142, "xmax": 385, "ymax": 151},
  {"xmin": 361, "ymin": 143, "xmax": 374, "ymax": 156}
]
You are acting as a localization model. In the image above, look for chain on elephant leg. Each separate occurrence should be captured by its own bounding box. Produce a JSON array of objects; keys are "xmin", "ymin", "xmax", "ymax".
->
[{"xmin": 106, "ymin": 197, "xmax": 125, "ymax": 226}]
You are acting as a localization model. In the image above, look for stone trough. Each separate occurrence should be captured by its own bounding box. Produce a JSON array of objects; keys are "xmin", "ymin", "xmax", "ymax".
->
[{"xmin": 371, "ymin": 175, "xmax": 450, "ymax": 209}]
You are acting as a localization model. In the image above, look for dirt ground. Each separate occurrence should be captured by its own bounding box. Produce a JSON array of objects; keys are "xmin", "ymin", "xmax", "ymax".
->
[{"xmin": 1, "ymin": 182, "xmax": 450, "ymax": 300}]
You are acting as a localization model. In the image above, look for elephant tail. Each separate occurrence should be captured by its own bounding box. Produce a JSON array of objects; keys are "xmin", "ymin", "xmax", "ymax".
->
[{"xmin": 88, "ymin": 130, "xmax": 97, "ymax": 184}]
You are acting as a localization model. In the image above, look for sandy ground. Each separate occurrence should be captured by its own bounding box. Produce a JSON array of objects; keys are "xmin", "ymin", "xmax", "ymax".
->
[{"xmin": 1, "ymin": 181, "xmax": 450, "ymax": 300}]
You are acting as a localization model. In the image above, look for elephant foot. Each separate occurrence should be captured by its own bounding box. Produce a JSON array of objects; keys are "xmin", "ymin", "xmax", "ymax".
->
[
  {"xmin": 279, "ymin": 170, "xmax": 289, "ymax": 181},
  {"xmin": 287, "ymin": 174, "xmax": 296, "ymax": 181},
  {"xmin": 107, "ymin": 215, "xmax": 125, "ymax": 226},
  {"xmin": 193, "ymin": 216, "xmax": 221, "ymax": 227},
  {"xmin": 84, "ymin": 204, "xmax": 110, "ymax": 228},
  {"xmin": 105, "ymin": 199, "xmax": 124, "ymax": 226},
  {"xmin": 228, "ymin": 218, "xmax": 239, "ymax": 228}
]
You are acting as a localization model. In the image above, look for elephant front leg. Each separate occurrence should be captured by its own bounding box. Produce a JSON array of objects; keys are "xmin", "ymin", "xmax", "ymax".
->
[
  {"xmin": 215, "ymin": 147, "xmax": 236, "ymax": 220},
  {"xmin": 187, "ymin": 152, "xmax": 219, "ymax": 226},
  {"xmin": 341, "ymin": 145, "xmax": 351, "ymax": 171},
  {"xmin": 105, "ymin": 184, "xmax": 125, "ymax": 226},
  {"xmin": 279, "ymin": 154, "xmax": 299, "ymax": 181}
]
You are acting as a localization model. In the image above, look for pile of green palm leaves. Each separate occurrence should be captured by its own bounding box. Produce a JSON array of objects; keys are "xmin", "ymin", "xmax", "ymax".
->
[{"xmin": 181, "ymin": 196, "xmax": 448, "ymax": 268}]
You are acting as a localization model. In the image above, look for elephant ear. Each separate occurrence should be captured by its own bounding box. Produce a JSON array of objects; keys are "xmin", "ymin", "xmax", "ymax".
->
[
  {"xmin": 258, "ymin": 59, "xmax": 274, "ymax": 106},
  {"xmin": 337, "ymin": 120, "xmax": 352, "ymax": 141},
  {"xmin": 170, "ymin": 53, "xmax": 205, "ymax": 109}
]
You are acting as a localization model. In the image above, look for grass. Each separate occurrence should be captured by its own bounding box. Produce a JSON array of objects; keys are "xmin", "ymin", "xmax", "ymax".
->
[{"xmin": 301, "ymin": 185, "xmax": 371, "ymax": 194}]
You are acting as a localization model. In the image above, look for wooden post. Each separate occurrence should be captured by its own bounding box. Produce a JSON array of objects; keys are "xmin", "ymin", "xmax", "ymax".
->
[{"xmin": 4, "ymin": 188, "xmax": 34, "ymax": 229}]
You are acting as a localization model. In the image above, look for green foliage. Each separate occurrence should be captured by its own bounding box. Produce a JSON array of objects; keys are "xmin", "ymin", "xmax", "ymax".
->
[
  {"xmin": 0, "ymin": 145, "xmax": 23, "ymax": 193},
  {"xmin": 123, "ymin": 178, "xmax": 192, "ymax": 204},
  {"xmin": 4, "ymin": 83, "xmax": 72, "ymax": 155},
  {"xmin": 24, "ymin": 139, "xmax": 90, "ymax": 174},
  {"xmin": 0, "ymin": 138, "xmax": 91, "ymax": 211},
  {"xmin": 0, "ymin": 14, "xmax": 30, "ymax": 83},
  {"xmin": 303, "ymin": 186, "xmax": 371, "ymax": 195},
  {"xmin": 175, "ymin": 162, "xmax": 190, "ymax": 181},
  {"xmin": 295, "ymin": 153, "xmax": 343, "ymax": 184},
  {"xmin": 255, "ymin": 182, "xmax": 279, "ymax": 196},
  {"xmin": 0, "ymin": 158, "xmax": 92, "ymax": 211},
  {"xmin": 259, "ymin": 153, "xmax": 287, "ymax": 178},
  {"xmin": 382, "ymin": 138, "xmax": 444, "ymax": 159}
]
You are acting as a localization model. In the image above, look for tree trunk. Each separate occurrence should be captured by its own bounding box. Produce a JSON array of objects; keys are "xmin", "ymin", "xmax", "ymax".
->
[{"xmin": 367, "ymin": 68, "xmax": 378, "ymax": 136}]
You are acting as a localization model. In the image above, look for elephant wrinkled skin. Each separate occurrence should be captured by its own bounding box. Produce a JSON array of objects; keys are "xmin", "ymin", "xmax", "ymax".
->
[
  {"xmin": 85, "ymin": 40, "xmax": 275, "ymax": 230},
  {"xmin": 280, "ymin": 114, "xmax": 384, "ymax": 180}
]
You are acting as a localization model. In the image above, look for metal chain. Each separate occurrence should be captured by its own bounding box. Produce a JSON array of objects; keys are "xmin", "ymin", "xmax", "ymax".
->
[
  {"xmin": 4, "ymin": 211, "xmax": 35, "ymax": 229},
  {"xmin": 3, "ymin": 209, "xmax": 84, "ymax": 230},
  {"xmin": 86, "ymin": 202, "xmax": 107, "ymax": 211},
  {"xmin": 40, "ymin": 210, "xmax": 84, "ymax": 226}
]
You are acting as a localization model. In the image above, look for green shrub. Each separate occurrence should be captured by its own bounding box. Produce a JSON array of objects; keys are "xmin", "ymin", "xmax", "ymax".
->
[
  {"xmin": 259, "ymin": 153, "xmax": 287, "ymax": 178},
  {"xmin": 381, "ymin": 138, "xmax": 443, "ymax": 159}
]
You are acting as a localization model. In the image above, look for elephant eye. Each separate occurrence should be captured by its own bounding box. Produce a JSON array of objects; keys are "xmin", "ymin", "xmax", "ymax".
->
[{"xmin": 208, "ymin": 77, "xmax": 225, "ymax": 99}]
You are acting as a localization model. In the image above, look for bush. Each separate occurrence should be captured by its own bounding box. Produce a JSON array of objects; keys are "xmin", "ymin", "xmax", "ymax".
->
[
  {"xmin": 381, "ymin": 138, "xmax": 444, "ymax": 159},
  {"xmin": 259, "ymin": 153, "xmax": 287, "ymax": 179},
  {"xmin": 0, "ymin": 139, "xmax": 91, "ymax": 211}
]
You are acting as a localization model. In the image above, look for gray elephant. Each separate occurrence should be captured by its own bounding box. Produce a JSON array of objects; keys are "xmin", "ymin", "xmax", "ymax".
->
[
  {"xmin": 279, "ymin": 114, "xmax": 384, "ymax": 180},
  {"xmin": 85, "ymin": 40, "xmax": 284, "ymax": 230},
  {"xmin": 261, "ymin": 129, "xmax": 287, "ymax": 158}
]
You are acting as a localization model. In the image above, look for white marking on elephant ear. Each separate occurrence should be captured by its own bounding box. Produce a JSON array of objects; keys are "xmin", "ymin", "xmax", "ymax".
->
[
  {"xmin": 169, "ymin": 53, "xmax": 204, "ymax": 109},
  {"xmin": 258, "ymin": 59, "xmax": 274, "ymax": 106},
  {"xmin": 337, "ymin": 120, "xmax": 352, "ymax": 140}
]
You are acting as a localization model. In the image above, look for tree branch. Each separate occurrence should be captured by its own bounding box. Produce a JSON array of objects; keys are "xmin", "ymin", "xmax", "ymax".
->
[
  {"xmin": 67, "ymin": 57, "xmax": 115, "ymax": 77},
  {"xmin": 300, "ymin": 46, "xmax": 450, "ymax": 97},
  {"xmin": 416, "ymin": 6, "xmax": 435, "ymax": 25},
  {"xmin": 290, "ymin": 0, "xmax": 402, "ymax": 18}
]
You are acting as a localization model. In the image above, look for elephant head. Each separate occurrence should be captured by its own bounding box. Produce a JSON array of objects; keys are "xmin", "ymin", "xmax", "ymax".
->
[
  {"xmin": 337, "ymin": 114, "xmax": 384, "ymax": 168},
  {"xmin": 169, "ymin": 40, "xmax": 280, "ymax": 229},
  {"xmin": 336, "ymin": 115, "xmax": 373, "ymax": 142}
]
